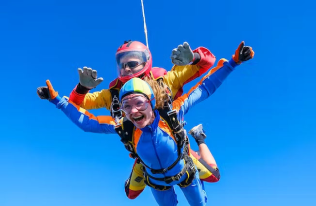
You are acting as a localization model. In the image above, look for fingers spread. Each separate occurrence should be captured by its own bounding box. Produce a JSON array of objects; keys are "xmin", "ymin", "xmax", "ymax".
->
[
  {"xmin": 172, "ymin": 49, "xmax": 181, "ymax": 56},
  {"xmin": 171, "ymin": 55, "xmax": 177, "ymax": 59},
  {"xmin": 78, "ymin": 68, "xmax": 83, "ymax": 76},
  {"xmin": 172, "ymin": 59, "xmax": 184, "ymax": 65},
  {"xmin": 92, "ymin": 70, "xmax": 97, "ymax": 79},
  {"xmin": 95, "ymin": 77, "xmax": 103, "ymax": 85},
  {"xmin": 83, "ymin": 66, "xmax": 89, "ymax": 76},
  {"xmin": 183, "ymin": 42, "xmax": 190, "ymax": 49},
  {"xmin": 86, "ymin": 67, "xmax": 92, "ymax": 76},
  {"xmin": 177, "ymin": 45, "xmax": 184, "ymax": 52}
]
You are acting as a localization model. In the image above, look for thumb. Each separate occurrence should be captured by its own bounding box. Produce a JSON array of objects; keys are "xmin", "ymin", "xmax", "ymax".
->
[
  {"xmin": 46, "ymin": 80, "xmax": 52, "ymax": 88},
  {"xmin": 95, "ymin": 77, "xmax": 103, "ymax": 85},
  {"xmin": 172, "ymin": 59, "xmax": 183, "ymax": 66},
  {"xmin": 45, "ymin": 80, "xmax": 58, "ymax": 99},
  {"xmin": 238, "ymin": 41, "xmax": 245, "ymax": 53}
]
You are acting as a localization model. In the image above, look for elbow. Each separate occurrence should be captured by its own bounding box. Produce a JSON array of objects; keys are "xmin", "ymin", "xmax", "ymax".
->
[
  {"xmin": 75, "ymin": 122, "xmax": 93, "ymax": 133},
  {"xmin": 81, "ymin": 126, "xmax": 93, "ymax": 133},
  {"xmin": 192, "ymin": 47, "xmax": 216, "ymax": 69}
]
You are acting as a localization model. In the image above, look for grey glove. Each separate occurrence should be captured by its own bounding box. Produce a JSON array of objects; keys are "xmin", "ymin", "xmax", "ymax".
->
[
  {"xmin": 171, "ymin": 42, "xmax": 194, "ymax": 66},
  {"xmin": 78, "ymin": 67, "xmax": 103, "ymax": 89}
]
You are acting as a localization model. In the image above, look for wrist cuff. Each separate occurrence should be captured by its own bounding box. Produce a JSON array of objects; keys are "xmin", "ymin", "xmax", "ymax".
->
[
  {"xmin": 192, "ymin": 53, "xmax": 201, "ymax": 65},
  {"xmin": 196, "ymin": 139, "xmax": 205, "ymax": 146},
  {"xmin": 76, "ymin": 83, "xmax": 90, "ymax": 94},
  {"xmin": 229, "ymin": 58, "xmax": 239, "ymax": 68},
  {"xmin": 50, "ymin": 95, "xmax": 61, "ymax": 105}
]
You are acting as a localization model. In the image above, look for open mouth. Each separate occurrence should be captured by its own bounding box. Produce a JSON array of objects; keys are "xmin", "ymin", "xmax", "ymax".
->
[{"xmin": 133, "ymin": 115, "xmax": 145, "ymax": 123}]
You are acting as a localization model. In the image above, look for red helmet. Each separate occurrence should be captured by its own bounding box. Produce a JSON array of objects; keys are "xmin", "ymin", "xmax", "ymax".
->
[{"xmin": 116, "ymin": 40, "xmax": 152, "ymax": 83}]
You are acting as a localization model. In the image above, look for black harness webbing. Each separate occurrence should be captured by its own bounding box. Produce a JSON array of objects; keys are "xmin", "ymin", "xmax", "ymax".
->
[
  {"xmin": 110, "ymin": 89, "xmax": 122, "ymax": 123},
  {"xmin": 144, "ymin": 153, "xmax": 196, "ymax": 188}
]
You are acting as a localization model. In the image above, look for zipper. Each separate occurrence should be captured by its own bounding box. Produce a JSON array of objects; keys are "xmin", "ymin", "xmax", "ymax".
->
[{"xmin": 150, "ymin": 127, "xmax": 167, "ymax": 179}]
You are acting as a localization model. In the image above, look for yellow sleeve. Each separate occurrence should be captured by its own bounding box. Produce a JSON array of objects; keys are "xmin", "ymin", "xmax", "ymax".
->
[
  {"xmin": 80, "ymin": 89, "xmax": 112, "ymax": 110},
  {"xmin": 163, "ymin": 64, "xmax": 200, "ymax": 99}
]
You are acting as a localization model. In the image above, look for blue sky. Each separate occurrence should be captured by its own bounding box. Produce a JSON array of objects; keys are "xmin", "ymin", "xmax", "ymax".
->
[{"xmin": 1, "ymin": 0, "xmax": 315, "ymax": 205}]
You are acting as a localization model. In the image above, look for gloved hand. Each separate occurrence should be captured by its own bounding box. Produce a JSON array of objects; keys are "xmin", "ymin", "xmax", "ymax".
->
[
  {"xmin": 188, "ymin": 124, "xmax": 207, "ymax": 146},
  {"xmin": 171, "ymin": 42, "xmax": 194, "ymax": 66},
  {"xmin": 37, "ymin": 80, "xmax": 59, "ymax": 101},
  {"xmin": 232, "ymin": 41, "xmax": 255, "ymax": 64},
  {"xmin": 78, "ymin": 66, "xmax": 103, "ymax": 89}
]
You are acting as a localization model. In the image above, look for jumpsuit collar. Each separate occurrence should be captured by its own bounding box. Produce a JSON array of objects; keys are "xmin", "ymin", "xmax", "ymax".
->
[{"xmin": 140, "ymin": 110, "xmax": 160, "ymax": 132}]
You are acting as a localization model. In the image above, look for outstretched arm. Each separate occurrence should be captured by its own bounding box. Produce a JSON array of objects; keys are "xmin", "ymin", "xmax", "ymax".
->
[
  {"xmin": 163, "ymin": 42, "xmax": 216, "ymax": 99},
  {"xmin": 173, "ymin": 41, "xmax": 255, "ymax": 115},
  {"xmin": 68, "ymin": 67, "xmax": 113, "ymax": 110},
  {"xmin": 37, "ymin": 80, "xmax": 116, "ymax": 134},
  {"xmin": 58, "ymin": 97, "xmax": 116, "ymax": 133}
]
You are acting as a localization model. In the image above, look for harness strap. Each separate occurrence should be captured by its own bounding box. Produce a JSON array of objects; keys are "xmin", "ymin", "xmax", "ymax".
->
[
  {"xmin": 150, "ymin": 151, "xmax": 184, "ymax": 174},
  {"xmin": 110, "ymin": 89, "xmax": 122, "ymax": 123},
  {"xmin": 149, "ymin": 141, "xmax": 187, "ymax": 174},
  {"xmin": 115, "ymin": 117, "xmax": 136, "ymax": 153},
  {"xmin": 144, "ymin": 177, "xmax": 171, "ymax": 191},
  {"xmin": 177, "ymin": 155, "xmax": 197, "ymax": 188},
  {"xmin": 143, "ymin": 154, "xmax": 196, "ymax": 189}
]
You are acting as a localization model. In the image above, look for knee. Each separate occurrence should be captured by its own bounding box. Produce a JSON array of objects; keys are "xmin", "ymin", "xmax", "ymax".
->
[
  {"xmin": 125, "ymin": 188, "xmax": 143, "ymax": 199},
  {"xmin": 202, "ymin": 167, "xmax": 220, "ymax": 183}
]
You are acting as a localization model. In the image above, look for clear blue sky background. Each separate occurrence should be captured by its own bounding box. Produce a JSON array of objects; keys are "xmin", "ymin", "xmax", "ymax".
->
[{"xmin": 1, "ymin": 0, "xmax": 315, "ymax": 205}]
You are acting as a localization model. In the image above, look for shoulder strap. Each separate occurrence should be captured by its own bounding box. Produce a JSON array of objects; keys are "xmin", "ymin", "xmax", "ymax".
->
[
  {"xmin": 114, "ymin": 117, "xmax": 137, "ymax": 156},
  {"xmin": 110, "ymin": 88, "xmax": 123, "ymax": 122},
  {"xmin": 157, "ymin": 90, "xmax": 185, "ymax": 148},
  {"xmin": 110, "ymin": 88, "xmax": 138, "ymax": 157}
]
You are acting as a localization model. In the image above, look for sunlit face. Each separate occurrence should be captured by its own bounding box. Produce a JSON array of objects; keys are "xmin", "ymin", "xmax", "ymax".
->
[
  {"xmin": 119, "ymin": 57, "xmax": 145, "ymax": 77},
  {"xmin": 121, "ymin": 94, "xmax": 154, "ymax": 128}
]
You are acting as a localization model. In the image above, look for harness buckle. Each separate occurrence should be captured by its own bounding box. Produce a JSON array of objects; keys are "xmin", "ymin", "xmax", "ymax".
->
[
  {"xmin": 111, "ymin": 95, "xmax": 122, "ymax": 123},
  {"xmin": 172, "ymin": 173, "xmax": 182, "ymax": 181}
]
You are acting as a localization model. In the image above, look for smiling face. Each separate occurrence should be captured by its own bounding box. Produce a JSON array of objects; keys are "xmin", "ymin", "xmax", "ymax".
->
[{"xmin": 121, "ymin": 94, "xmax": 155, "ymax": 128}]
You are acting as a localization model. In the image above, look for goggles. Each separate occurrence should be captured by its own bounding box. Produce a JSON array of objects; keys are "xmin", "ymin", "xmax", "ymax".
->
[{"xmin": 121, "ymin": 96, "xmax": 152, "ymax": 114}]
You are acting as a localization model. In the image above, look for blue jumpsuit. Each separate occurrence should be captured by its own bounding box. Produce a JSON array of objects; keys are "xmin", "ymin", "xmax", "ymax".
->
[{"xmin": 52, "ymin": 58, "xmax": 238, "ymax": 205}]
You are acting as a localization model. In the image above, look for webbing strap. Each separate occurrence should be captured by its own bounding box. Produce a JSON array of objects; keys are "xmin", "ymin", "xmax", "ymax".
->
[
  {"xmin": 143, "ymin": 154, "xmax": 196, "ymax": 186},
  {"xmin": 110, "ymin": 89, "xmax": 122, "ymax": 123}
]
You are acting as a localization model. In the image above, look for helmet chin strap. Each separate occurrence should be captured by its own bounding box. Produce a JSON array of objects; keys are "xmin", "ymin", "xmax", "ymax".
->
[{"xmin": 140, "ymin": 0, "xmax": 149, "ymax": 48}]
